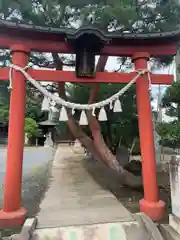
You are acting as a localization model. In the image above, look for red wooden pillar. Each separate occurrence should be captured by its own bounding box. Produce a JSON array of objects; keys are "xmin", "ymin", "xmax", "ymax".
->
[
  {"xmin": 133, "ymin": 52, "xmax": 165, "ymax": 221},
  {"xmin": 0, "ymin": 45, "xmax": 29, "ymax": 228}
]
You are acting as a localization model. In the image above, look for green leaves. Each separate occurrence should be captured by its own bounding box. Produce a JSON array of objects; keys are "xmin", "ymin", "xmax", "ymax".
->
[
  {"xmin": 163, "ymin": 82, "xmax": 180, "ymax": 106},
  {"xmin": 0, "ymin": 103, "xmax": 9, "ymax": 126},
  {"xmin": 0, "ymin": 0, "xmax": 179, "ymax": 32},
  {"xmin": 0, "ymin": 79, "xmax": 44, "ymax": 128},
  {"xmin": 157, "ymin": 120, "xmax": 180, "ymax": 148},
  {"xmin": 66, "ymin": 82, "xmax": 139, "ymax": 150},
  {"xmin": 24, "ymin": 117, "xmax": 42, "ymax": 138},
  {"xmin": 159, "ymin": 66, "xmax": 180, "ymax": 148}
]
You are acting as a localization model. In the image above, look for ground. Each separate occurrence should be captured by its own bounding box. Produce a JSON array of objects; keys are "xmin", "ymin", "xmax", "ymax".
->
[
  {"xmin": 80, "ymin": 156, "xmax": 171, "ymax": 224},
  {"xmin": 0, "ymin": 147, "xmax": 54, "ymax": 237},
  {"xmin": 0, "ymin": 146, "xmax": 171, "ymax": 238}
]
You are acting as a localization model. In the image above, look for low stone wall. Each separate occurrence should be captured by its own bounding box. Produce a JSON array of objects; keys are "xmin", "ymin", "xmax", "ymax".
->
[
  {"xmin": 130, "ymin": 153, "xmax": 173, "ymax": 163},
  {"xmin": 129, "ymin": 153, "xmax": 173, "ymax": 173}
]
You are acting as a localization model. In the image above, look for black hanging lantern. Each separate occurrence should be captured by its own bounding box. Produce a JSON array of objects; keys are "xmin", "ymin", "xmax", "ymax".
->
[
  {"xmin": 67, "ymin": 29, "xmax": 110, "ymax": 78},
  {"xmin": 76, "ymin": 44, "xmax": 95, "ymax": 78}
]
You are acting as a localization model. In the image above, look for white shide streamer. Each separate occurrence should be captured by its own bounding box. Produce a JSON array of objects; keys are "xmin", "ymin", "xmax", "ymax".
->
[{"xmin": 9, "ymin": 64, "xmax": 150, "ymax": 111}]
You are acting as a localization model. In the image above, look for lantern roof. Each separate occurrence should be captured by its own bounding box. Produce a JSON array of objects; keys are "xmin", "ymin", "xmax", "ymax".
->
[{"xmin": 38, "ymin": 120, "xmax": 57, "ymax": 126}]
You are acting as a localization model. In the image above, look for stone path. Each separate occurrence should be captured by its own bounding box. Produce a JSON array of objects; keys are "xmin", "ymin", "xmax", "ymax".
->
[{"xmin": 36, "ymin": 146, "xmax": 134, "ymax": 229}]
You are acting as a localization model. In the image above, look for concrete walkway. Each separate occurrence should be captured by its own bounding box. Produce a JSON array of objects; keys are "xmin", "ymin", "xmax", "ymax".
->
[
  {"xmin": 36, "ymin": 146, "xmax": 134, "ymax": 229},
  {"xmin": 16, "ymin": 146, "xmax": 167, "ymax": 239}
]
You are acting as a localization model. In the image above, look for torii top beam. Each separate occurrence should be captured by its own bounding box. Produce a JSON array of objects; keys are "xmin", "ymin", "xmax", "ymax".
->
[
  {"xmin": 0, "ymin": 20, "xmax": 179, "ymax": 56},
  {"xmin": 0, "ymin": 20, "xmax": 177, "ymax": 85}
]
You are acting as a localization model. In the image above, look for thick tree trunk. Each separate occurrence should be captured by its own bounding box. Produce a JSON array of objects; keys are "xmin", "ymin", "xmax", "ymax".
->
[
  {"xmin": 87, "ymin": 112, "xmax": 141, "ymax": 187},
  {"xmin": 54, "ymin": 54, "xmax": 142, "ymax": 188},
  {"xmin": 86, "ymin": 57, "xmax": 142, "ymax": 188},
  {"xmin": 105, "ymin": 109, "xmax": 114, "ymax": 151},
  {"xmin": 58, "ymin": 82, "xmax": 102, "ymax": 161}
]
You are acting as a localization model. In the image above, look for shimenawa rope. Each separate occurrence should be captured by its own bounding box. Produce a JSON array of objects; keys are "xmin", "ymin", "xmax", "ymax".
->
[{"xmin": 8, "ymin": 64, "xmax": 151, "ymax": 111}]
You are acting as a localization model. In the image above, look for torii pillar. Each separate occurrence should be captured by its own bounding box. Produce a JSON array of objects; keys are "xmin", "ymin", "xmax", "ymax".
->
[
  {"xmin": 133, "ymin": 52, "xmax": 165, "ymax": 221},
  {"xmin": 0, "ymin": 45, "xmax": 29, "ymax": 227}
]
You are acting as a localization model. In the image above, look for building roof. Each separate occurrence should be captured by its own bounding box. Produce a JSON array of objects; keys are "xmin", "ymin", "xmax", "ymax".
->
[
  {"xmin": 38, "ymin": 120, "xmax": 57, "ymax": 126},
  {"xmin": 0, "ymin": 20, "xmax": 180, "ymax": 45}
]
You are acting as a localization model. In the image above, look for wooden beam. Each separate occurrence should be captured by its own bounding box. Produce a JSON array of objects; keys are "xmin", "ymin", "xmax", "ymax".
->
[
  {"xmin": 0, "ymin": 68, "xmax": 173, "ymax": 85},
  {"xmin": 0, "ymin": 35, "xmax": 177, "ymax": 56},
  {"xmin": 0, "ymin": 36, "xmax": 72, "ymax": 53},
  {"xmin": 102, "ymin": 44, "xmax": 177, "ymax": 57}
]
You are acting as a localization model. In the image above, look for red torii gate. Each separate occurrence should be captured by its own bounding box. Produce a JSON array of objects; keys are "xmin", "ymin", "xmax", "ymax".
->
[{"xmin": 0, "ymin": 21, "xmax": 178, "ymax": 228}]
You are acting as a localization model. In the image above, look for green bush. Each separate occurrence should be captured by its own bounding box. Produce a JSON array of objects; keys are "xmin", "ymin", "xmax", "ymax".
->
[{"xmin": 24, "ymin": 118, "xmax": 42, "ymax": 139}]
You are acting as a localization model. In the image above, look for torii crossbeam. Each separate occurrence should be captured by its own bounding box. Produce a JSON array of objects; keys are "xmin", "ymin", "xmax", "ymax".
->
[
  {"xmin": 0, "ymin": 67, "xmax": 173, "ymax": 84},
  {"xmin": 0, "ymin": 20, "xmax": 178, "ymax": 228}
]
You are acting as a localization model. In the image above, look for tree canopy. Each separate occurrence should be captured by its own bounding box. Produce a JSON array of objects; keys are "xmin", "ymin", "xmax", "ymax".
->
[
  {"xmin": 157, "ymin": 67, "xmax": 180, "ymax": 149},
  {"xmin": 0, "ymin": 0, "xmax": 179, "ymax": 148},
  {"xmin": 1, "ymin": 0, "xmax": 180, "ymax": 31}
]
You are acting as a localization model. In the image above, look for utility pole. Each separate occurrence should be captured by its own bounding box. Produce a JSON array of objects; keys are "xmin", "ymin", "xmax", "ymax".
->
[
  {"xmin": 157, "ymin": 85, "xmax": 162, "ymax": 123},
  {"xmin": 153, "ymin": 85, "xmax": 162, "ymax": 165},
  {"xmin": 175, "ymin": 47, "xmax": 180, "ymax": 120}
]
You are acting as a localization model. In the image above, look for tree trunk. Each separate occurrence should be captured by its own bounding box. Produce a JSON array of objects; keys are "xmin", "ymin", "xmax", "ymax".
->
[
  {"xmin": 86, "ymin": 57, "xmax": 142, "ymax": 188},
  {"xmin": 105, "ymin": 109, "xmax": 114, "ymax": 151},
  {"xmin": 57, "ymin": 81, "xmax": 102, "ymax": 161},
  {"xmin": 87, "ymin": 111, "xmax": 141, "ymax": 188},
  {"xmin": 54, "ymin": 54, "xmax": 142, "ymax": 188}
]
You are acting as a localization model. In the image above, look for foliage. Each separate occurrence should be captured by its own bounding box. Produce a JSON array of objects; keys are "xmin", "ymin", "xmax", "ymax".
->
[
  {"xmin": 161, "ymin": 77, "xmax": 180, "ymax": 119},
  {"xmin": 0, "ymin": 81, "xmax": 10, "ymax": 126},
  {"xmin": 154, "ymin": 50, "xmax": 180, "ymax": 149},
  {"xmin": 25, "ymin": 83, "xmax": 46, "ymax": 122},
  {"xmin": 4, "ymin": 0, "xmax": 179, "ymax": 32},
  {"xmin": 0, "ymin": 81, "xmax": 45, "ymax": 126},
  {"xmin": 55, "ymin": 121, "xmax": 69, "ymax": 135},
  {"xmin": 157, "ymin": 120, "xmax": 180, "ymax": 148},
  {"xmin": 0, "ymin": 103, "xmax": 9, "ymax": 126},
  {"xmin": 66, "ymin": 83, "xmax": 139, "ymax": 150},
  {"xmin": 24, "ymin": 118, "xmax": 42, "ymax": 138},
  {"xmin": 158, "ymin": 59, "xmax": 180, "ymax": 149},
  {"xmin": 163, "ymin": 81, "xmax": 180, "ymax": 106}
]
